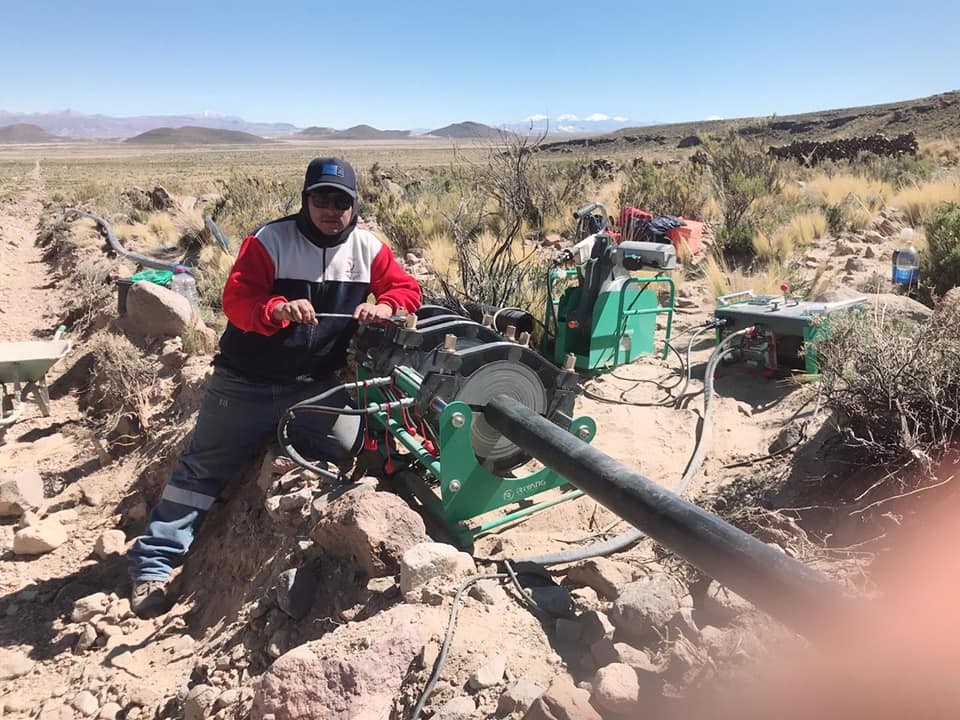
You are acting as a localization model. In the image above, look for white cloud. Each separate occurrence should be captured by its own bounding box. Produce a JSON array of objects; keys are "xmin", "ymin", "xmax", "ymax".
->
[
  {"xmin": 526, "ymin": 113, "xmax": 549, "ymax": 122},
  {"xmin": 584, "ymin": 113, "xmax": 610, "ymax": 122},
  {"xmin": 557, "ymin": 125, "xmax": 580, "ymax": 133},
  {"xmin": 706, "ymin": 115, "xmax": 724, "ymax": 121},
  {"xmin": 557, "ymin": 113, "xmax": 578, "ymax": 121},
  {"xmin": 613, "ymin": 115, "xmax": 628, "ymax": 122}
]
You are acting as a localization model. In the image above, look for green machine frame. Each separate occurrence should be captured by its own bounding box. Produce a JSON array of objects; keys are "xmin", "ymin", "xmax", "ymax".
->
[
  {"xmin": 363, "ymin": 366, "xmax": 596, "ymax": 548},
  {"xmin": 547, "ymin": 269, "xmax": 676, "ymax": 372}
]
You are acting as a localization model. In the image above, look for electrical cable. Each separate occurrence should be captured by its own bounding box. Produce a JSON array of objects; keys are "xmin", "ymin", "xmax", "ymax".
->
[{"xmin": 410, "ymin": 573, "xmax": 508, "ymax": 720}]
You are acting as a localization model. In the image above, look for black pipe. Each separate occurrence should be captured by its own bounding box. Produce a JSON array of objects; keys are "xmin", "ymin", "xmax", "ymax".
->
[{"xmin": 484, "ymin": 394, "xmax": 856, "ymax": 638}]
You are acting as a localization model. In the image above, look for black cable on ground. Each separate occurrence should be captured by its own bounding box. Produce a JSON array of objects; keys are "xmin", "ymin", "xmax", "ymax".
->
[{"xmin": 409, "ymin": 573, "xmax": 507, "ymax": 720}]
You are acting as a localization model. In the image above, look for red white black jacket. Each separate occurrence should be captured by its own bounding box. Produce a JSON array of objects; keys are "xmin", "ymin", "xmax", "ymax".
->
[{"xmin": 216, "ymin": 215, "xmax": 420, "ymax": 382}]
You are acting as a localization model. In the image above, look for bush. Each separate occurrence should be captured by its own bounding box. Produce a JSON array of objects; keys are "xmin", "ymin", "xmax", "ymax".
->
[
  {"xmin": 618, "ymin": 160, "xmax": 708, "ymax": 219},
  {"xmin": 696, "ymin": 130, "xmax": 782, "ymax": 245},
  {"xmin": 922, "ymin": 202, "xmax": 960, "ymax": 296},
  {"xmin": 818, "ymin": 302, "xmax": 960, "ymax": 463}
]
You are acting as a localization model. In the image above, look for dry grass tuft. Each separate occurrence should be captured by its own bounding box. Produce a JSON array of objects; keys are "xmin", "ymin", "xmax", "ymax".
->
[{"xmin": 891, "ymin": 177, "xmax": 960, "ymax": 227}]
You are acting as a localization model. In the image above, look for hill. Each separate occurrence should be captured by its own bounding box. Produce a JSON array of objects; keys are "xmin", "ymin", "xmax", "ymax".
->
[
  {"xmin": 296, "ymin": 126, "xmax": 337, "ymax": 137},
  {"xmin": 330, "ymin": 124, "xmax": 410, "ymax": 140},
  {"xmin": 0, "ymin": 123, "xmax": 61, "ymax": 143},
  {"xmin": 539, "ymin": 89, "xmax": 960, "ymax": 153},
  {"xmin": 124, "ymin": 126, "xmax": 271, "ymax": 145},
  {"xmin": 428, "ymin": 121, "xmax": 501, "ymax": 139}
]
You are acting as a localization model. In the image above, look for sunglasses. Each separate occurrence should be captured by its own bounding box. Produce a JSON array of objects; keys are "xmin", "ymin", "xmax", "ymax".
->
[{"xmin": 308, "ymin": 191, "xmax": 353, "ymax": 211}]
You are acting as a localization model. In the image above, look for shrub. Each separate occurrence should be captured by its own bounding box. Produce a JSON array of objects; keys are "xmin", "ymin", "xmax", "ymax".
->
[
  {"xmin": 618, "ymin": 160, "xmax": 708, "ymax": 219},
  {"xmin": 696, "ymin": 130, "xmax": 782, "ymax": 245},
  {"xmin": 922, "ymin": 202, "xmax": 960, "ymax": 296},
  {"xmin": 818, "ymin": 301, "xmax": 960, "ymax": 462}
]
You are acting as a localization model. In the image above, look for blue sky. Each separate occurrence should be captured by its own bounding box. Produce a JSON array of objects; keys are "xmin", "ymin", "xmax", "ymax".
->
[{"xmin": 1, "ymin": 0, "xmax": 957, "ymax": 130}]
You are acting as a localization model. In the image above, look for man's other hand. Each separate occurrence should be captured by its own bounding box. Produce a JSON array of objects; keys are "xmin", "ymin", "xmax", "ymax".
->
[
  {"xmin": 271, "ymin": 299, "xmax": 318, "ymax": 325},
  {"xmin": 354, "ymin": 302, "xmax": 393, "ymax": 324}
]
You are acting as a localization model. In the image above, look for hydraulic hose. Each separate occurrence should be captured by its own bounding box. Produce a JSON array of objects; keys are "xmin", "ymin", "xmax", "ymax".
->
[
  {"xmin": 276, "ymin": 376, "xmax": 394, "ymax": 481},
  {"xmin": 66, "ymin": 208, "xmax": 194, "ymax": 275},
  {"xmin": 515, "ymin": 326, "xmax": 753, "ymax": 567}
]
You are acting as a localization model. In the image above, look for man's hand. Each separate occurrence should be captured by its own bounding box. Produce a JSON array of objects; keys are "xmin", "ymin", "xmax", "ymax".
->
[
  {"xmin": 354, "ymin": 302, "xmax": 393, "ymax": 324},
  {"xmin": 271, "ymin": 299, "xmax": 318, "ymax": 325}
]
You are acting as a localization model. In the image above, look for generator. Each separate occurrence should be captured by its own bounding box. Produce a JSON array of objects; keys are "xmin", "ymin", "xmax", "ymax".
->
[
  {"xmin": 714, "ymin": 290, "xmax": 866, "ymax": 375},
  {"xmin": 545, "ymin": 202, "xmax": 677, "ymax": 373}
]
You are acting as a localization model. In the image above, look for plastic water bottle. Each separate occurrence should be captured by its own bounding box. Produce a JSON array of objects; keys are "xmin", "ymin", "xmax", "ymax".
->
[
  {"xmin": 891, "ymin": 229, "xmax": 919, "ymax": 288},
  {"xmin": 170, "ymin": 265, "xmax": 199, "ymax": 306}
]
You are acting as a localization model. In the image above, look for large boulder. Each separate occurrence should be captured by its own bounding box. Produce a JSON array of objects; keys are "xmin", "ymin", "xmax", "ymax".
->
[
  {"xmin": 252, "ymin": 604, "xmax": 444, "ymax": 720},
  {"xmin": 310, "ymin": 486, "xmax": 427, "ymax": 578},
  {"xmin": 122, "ymin": 281, "xmax": 194, "ymax": 338}
]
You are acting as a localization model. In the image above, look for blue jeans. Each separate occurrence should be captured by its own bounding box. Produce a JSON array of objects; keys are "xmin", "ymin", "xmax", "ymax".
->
[{"xmin": 127, "ymin": 366, "xmax": 362, "ymax": 581}]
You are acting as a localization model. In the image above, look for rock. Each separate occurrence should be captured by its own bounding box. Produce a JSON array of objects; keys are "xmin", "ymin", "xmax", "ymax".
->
[
  {"xmin": 79, "ymin": 483, "xmax": 104, "ymax": 507},
  {"xmin": 610, "ymin": 575, "xmax": 683, "ymax": 642},
  {"xmin": 769, "ymin": 424, "xmax": 804, "ymax": 455},
  {"xmin": 468, "ymin": 578, "xmax": 507, "ymax": 606},
  {"xmin": 0, "ymin": 468, "xmax": 44, "ymax": 518},
  {"xmin": 98, "ymin": 702, "xmax": 122, "ymax": 719},
  {"xmin": 468, "ymin": 654, "xmax": 506, "ymax": 689},
  {"xmin": 498, "ymin": 678, "xmax": 545, "ymax": 715},
  {"xmin": 523, "ymin": 675, "xmax": 602, "ymax": 720},
  {"xmin": 13, "ymin": 519, "xmax": 68, "ymax": 555},
  {"xmin": 75, "ymin": 623, "xmax": 98, "ymax": 652},
  {"xmin": 528, "ymin": 586, "xmax": 574, "ymax": 617},
  {"xmin": 184, "ymin": 684, "xmax": 220, "ymax": 720},
  {"xmin": 0, "ymin": 648, "xmax": 34, "ymax": 680},
  {"xmin": 563, "ymin": 558, "xmax": 627, "ymax": 600},
  {"xmin": 863, "ymin": 245, "xmax": 877, "ymax": 259},
  {"xmin": 579, "ymin": 610, "xmax": 614, "ymax": 646},
  {"xmin": 590, "ymin": 638, "xmax": 619, "ymax": 668},
  {"xmin": 71, "ymin": 592, "xmax": 109, "ymax": 623},
  {"xmin": 71, "ymin": 690, "xmax": 99, "ymax": 717},
  {"xmin": 736, "ymin": 401, "xmax": 752, "ymax": 417},
  {"xmin": 399, "ymin": 542, "xmax": 476, "ymax": 595},
  {"xmin": 702, "ymin": 581, "xmax": 754, "ymax": 625},
  {"xmin": 253, "ymin": 604, "xmax": 444, "ymax": 720},
  {"xmin": 4, "ymin": 694, "xmax": 32, "ymax": 714},
  {"xmin": 591, "ymin": 663, "xmax": 639, "ymax": 716},
  {"xmin": 311, "ymin": 486, "xmax": 426, "ymax": 578},
  {"xmin": 48, "ymin": 508, "xmax": 79, "ymax": 524},
  {"xmin": 94, "ymin": 530, "xmax": 127, "ymax": 558},
  {"xmin": 866, "ymin": 293, "xmax": 932, "ymax": 326},
  {"xmin": 121, "ymin": 281, "xmax": 194, "ymax": 338},
  {"xmin": 434, "ymin": 696, "xmax": 475, "ymax": 720},
  {"xmin": 844, "ymin": 257, "xmax": 865, "ymax": 272},
  {"xmin": 214, "ymin": 688, "xmax": 242, "ymax": 711},
  {"xmin": 275, "ymin": 566, "xmax": 318, "ymax": 620}
]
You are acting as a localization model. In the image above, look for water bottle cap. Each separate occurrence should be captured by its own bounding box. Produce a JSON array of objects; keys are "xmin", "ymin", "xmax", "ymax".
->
[{"xmin": 174, "ymin": 264, "xmax": 186, "ymax": 273}]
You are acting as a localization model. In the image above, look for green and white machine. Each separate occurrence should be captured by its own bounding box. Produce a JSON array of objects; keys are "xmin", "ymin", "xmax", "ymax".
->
[{"xmin": 545, "ymin": 202, "xmax": 677, "ymax": 372}]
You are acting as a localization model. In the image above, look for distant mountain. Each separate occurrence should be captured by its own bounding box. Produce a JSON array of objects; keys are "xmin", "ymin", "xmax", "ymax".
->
[
  {"xmin": 0, "ymin": 110, "xmax": 297, "ymax": 139},
  {"xmin": 124, "ymin": 126, "xmax": 271, "ymax": 145},
  {"xmin": 428, "ymin": 121, "xmax": 501, "ymax": 139},
  {"xmin": 296, "ymin": 126, "xmax": 337, "ymax": 137},
  {"xmin": 330, "ymin": 125, "xmax": 411, "ymax": 140},
  {"xmin": 0, "ymin": 123, "xmax": 62, "ymax": 143}
]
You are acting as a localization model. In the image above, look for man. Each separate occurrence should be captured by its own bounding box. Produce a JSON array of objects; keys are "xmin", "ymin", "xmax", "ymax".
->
[{"xmin": 127, "ymin": 157, "xmax": 420, "ymax": 618}]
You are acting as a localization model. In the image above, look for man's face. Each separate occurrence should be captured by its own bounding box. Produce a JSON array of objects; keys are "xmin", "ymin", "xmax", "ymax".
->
[{"xmin": 306, "ymin": 189, "xmax": 354, "ymax": 234}]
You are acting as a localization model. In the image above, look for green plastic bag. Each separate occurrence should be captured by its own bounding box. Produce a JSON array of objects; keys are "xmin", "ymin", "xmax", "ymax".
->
[{"xmin": 128, "ymin": 269, "xmax": 173, "ymax": 286}]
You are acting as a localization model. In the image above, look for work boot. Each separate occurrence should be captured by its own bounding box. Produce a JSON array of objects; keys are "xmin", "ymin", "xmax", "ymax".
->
[{"xmin": 130, "ymin": 580, "xmax": 169, "ymax": 619}]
